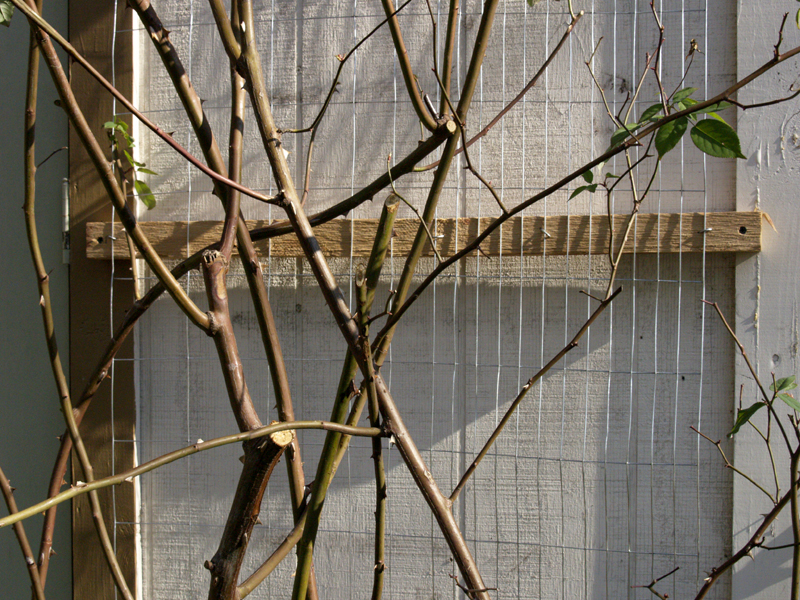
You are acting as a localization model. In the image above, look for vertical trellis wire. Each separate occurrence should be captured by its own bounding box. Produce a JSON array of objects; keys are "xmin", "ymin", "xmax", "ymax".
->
[{"xmin": 111, "ymin": 1, "xmax": 732, "ymax": 598}]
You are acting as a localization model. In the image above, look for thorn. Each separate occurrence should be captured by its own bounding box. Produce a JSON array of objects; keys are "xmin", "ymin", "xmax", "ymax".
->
[
  {"xmin": 196, "ymin": 438, "xmax": 204, "ymax": 445},
  {"xmin": 26, "ymin": 556, "xmax": 35, "ymax": 566},
  {"xmin": 39, "ymin": 295, "xmax": 45, "ymax": 306},
  {"xmin": 203, "ymin": 559, "xmax": 214, "ymax": 571},
  {"xmin": 255, "ymin": 517, "xmax": 262, "ymax": 525},
  {"xmin": 239, "ymin": 455, "xmax": 246, "ymax": 464},
  {"xmin": 124, "ymin": 475, "xmax": 134, "ymax": 483},
  {"xmin": 49, "ymin": 548, "xmax": 57, "ymax": 556}
]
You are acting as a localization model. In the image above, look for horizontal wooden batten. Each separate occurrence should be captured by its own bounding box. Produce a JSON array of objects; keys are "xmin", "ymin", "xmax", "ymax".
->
[{"xmin": 86, "ymin": 211, "xmax": 761, "ymax": 260}]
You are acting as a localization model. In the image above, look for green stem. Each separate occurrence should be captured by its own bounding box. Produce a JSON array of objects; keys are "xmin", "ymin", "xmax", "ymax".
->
[
  {"xmin": 438, "ymin": 0, "xmax": 459, "ymax": 116},
  {"xmin": 0, "ymin": 421, "xmax": 381, "ymax": 530},
  {"xmin": 380, "ymin": 0, "xmax": 438, "ymax": 131}
]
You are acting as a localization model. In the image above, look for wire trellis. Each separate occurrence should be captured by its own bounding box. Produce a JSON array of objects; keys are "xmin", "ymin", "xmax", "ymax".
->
[{"xmin": 105, "ymin": 0, "xmax": 737, "ymax": 598}]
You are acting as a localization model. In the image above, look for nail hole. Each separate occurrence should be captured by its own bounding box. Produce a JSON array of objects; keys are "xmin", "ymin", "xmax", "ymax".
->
[
  {"xmin": 97, "ymin": 237, "xmax": 104, "ymax": 244},
  {"xmin": 739, "ymin": 226, "xmax": 747, "ymax": 235}
]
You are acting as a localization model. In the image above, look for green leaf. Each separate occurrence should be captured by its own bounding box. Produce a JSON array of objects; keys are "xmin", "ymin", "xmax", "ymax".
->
[
  {"xmin": 672, "ymin": 87, "xmax": 697, "ymax": 103},
  {"xmin": 137, "ymin": 167, "xmax": 158, "ymax": 176},
  {"xmin": 569, "ymin": 184, "xmax": 597, "ymax": 200},
  {"xmin": 0, "ymin": 1, "xmax": 13, "ymax": 27},
  {"xmin": 779, "ymin": 392, "xmax": 800, "ymax": 412},
  {"xmin": 690, "ymin": 119, "xmax": 746, "ymax": 159},
  {"xmin": 604, "ymin": 173, "xmax": 620, "ymax": 179},
  {"xmin": 581, "ymin": 169, "xmax": 594, "ymax": 184},
  {"xmin": 693, "ymin": 101, "xmax": 733, "ymax": 115},
  {"xmin": 639, "ymin": 103, "xmax": 663, "ymax": 123},
  {"xmin": 606, "ymin": 123, "xmax": 645, "ymax": 153},
  {"xmin": 728, "ymin": 402, "xmax": 765, "ymax": 437},
  {"xmin": 770, "ymin": 376, "xmax": 797, "ymax": 393},
  {"xmin": 123, "ymin": 149, "xmax": 144, "ymax": 168},
  {"xmin": 707, "ymin": 111, "xmax": 729, "ymax": 124},
  {"xmin": 104, "ymin": 121, "xmax": 119, "ymax": 130},
  {"xmin": 655, "ymin": 116, "xmax": 689, "ymax": 156},
  {"xmin": 134, "ymin": 179, "xmax": 157, "ymax": 210},
  {"xmin": 796, "ymin": 7, "xmax": 799, "ymax": 30}
]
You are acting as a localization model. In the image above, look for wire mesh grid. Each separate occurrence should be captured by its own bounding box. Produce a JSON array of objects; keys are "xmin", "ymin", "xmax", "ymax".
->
[{"xmin": 104, "ymin": 0, "xmax": 738, "ymax": 598}]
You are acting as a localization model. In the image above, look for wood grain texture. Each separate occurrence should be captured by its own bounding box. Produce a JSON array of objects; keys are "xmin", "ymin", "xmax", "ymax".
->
[
  {"xmin": 69, "ymin": 1, "xmax": 136, "ymax": 598},
  {"xmin": 86, "ymin": 211, "xmax": 762, "ymax": 260}
]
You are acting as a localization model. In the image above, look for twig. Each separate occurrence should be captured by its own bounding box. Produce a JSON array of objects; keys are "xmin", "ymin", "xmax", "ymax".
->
[
  {"xmin": 450, "ymin": 287, "xmax": 622, "ymax": 502},
  {"xmin": 775, "ymin": 12, "xmax": 790, "ymax": 58},
  {"xmin": 632, "ymin": 566, "xmax": 679, "ymax": 600},
  {"xmin": 432, "ymin": 68, "xmax": 509, "ymax": 214},
  {"xmin": 703, "ymin": 301, "xmax": 793, "ymax": 452},
  {"xmin": 387, "ymin": 158, "xmax": 443, "ymax": 262},
  {"xmin": 35, "ymin": 145, "xmax": 66, "ymax": 169},
  {"xmin": 691, "ymin": 426, "xmax": 776, "ymax": 503}
]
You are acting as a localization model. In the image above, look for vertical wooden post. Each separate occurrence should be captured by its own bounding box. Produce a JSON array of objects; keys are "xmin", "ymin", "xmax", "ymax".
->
[{"xmin": 69, "ymin": 1, "xmax": 136, "ymax": 597}]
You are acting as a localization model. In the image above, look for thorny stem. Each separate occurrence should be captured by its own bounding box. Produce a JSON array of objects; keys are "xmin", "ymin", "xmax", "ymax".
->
[
  {"xmin": 691, "ymin": 427, "xmax": 776, "ymax": 503},
  {"xmin": 450, "ymin": 287, "xmax": 622, "ymax": 502},
  {"xmin": 237, "ymin": 0, "xmax": 492, "ymax": 592},
  {"xmin": 292, "ymin": 195, "xmax": 398, "ymax": 599},
  {"xmin": 0, "ymin": 466, "xmax": 46, "ymax": 600},
  {"xmin": 238, "ymin": 508, "xmax": 309, "ymax": 598},
  {"xmin": 375, "ymin": 48, "xmax": 800, "ymax": 341},
  {"xmin": 21, "ymin": 4, "xmax": 135, "ymax": 597},
  {"xmin": 0, "ymin": 421, "xmax": 381, "ymax": 530},
  {"xmin": 129, "ymin": 5, "xmax": 316, "ymax": 592},
  {"xmin": 24, "ymin": 6, "xmax": 210, "ymax": 330},
  {"xmin": 9, "ymin": 0, "xmax": 279, "ymax": 206},
  {"xmin": 695, "ymin": 484, "xmax": 796, "ymax": 598},
  {"xmin": 356, "ymin": 281, "xmax": 388, "ymax": 600}
]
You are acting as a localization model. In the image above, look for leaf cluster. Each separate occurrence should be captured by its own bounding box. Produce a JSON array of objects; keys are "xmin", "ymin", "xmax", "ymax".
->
[
  {"xmin": 571, "ymin": 89, "xmax": 742, "ymax": 200},
  {"xmin": 104, "ymin": 119, "xmax": 158, "ymax": 209}
]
